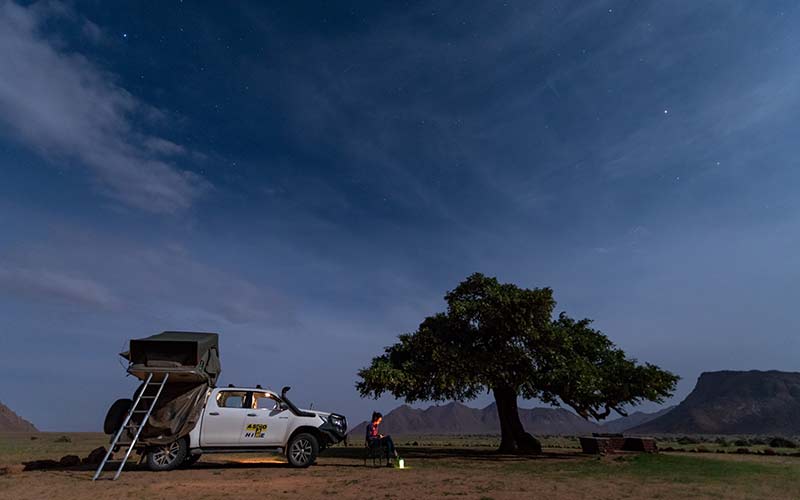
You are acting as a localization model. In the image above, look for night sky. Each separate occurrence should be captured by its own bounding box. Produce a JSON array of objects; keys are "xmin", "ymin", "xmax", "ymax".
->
[{"xmin": 2, "ymin": 1, "xmax": 800, "ymax": 431}]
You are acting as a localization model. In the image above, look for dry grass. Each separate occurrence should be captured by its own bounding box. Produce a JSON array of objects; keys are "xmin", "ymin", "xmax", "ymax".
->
[{"xmin": 2, "ymin": 432, "xmax": 799, "ymax": 499}]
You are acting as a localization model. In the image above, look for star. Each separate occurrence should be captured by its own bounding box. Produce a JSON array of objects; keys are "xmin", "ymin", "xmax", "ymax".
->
[
  {"xmin": 663, "ymin": 109, "xmax": 669, "ymax": 114},
  {"xmin": 122, "ymin": 33, "xmax": 128, "ymax": 39}
]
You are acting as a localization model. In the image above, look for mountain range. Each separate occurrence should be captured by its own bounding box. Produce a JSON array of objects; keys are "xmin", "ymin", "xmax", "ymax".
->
[
  {"xmin": 630, "ymin": 370, "xmax": 800, "ymax": 435},
  {"xmin": 0, "ymin": 401, "xmax": 38, "ymax": 432},
  {"xmin": 350, "ymin": 370, "xmax": 800, "ymax": 437},
  {"xmin": 8, "ymin": 370, "xmax": 797, "ymax": 436},
  {"xmin": 602, "ymin": 406, "xmax": 675, "ymax": 433},
  {"xmin": 348, "ymin": 401, "xmax": 668, "ymax": 439}
]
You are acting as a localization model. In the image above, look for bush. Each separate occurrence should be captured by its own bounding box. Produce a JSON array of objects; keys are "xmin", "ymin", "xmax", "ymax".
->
[
  {"xmin": 733, "ymin": 439, "xmax": 749, "ymax": 447},
  {"xmin": 54, "ymin": 435, "xmax": 72, "ymax": 443},
  {"xmin": 714, "ymin": 437, "xmax": 728, "ymax": 446},
  {"xmin": 676, "ymin": 436, "xmax": 700, "ymax": 445},
  {"xmin": 769, "ymin": 437, "xmax": 797, "ymax": 448}
]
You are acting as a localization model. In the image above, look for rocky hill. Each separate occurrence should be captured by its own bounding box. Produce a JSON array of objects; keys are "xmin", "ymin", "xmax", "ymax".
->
[
  {"xmin": 348, "ymin": 401, "xmax": 667, "ymax": 438},
  {"xmin": 0, "ymin": 401, "xmax": 37, "ymax": 432},
  {"xmin": 602, "ymin": 406, "xmax": 675, "ymax": 433},
  {"xmin": 630, "ymin": 370, "xmax": 800, "ymax": 435}
]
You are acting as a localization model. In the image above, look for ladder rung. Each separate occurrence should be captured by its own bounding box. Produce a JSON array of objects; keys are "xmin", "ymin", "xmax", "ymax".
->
[{"xmin": 93, "ymin": 373, "xmax": 167, "ymax": 481}]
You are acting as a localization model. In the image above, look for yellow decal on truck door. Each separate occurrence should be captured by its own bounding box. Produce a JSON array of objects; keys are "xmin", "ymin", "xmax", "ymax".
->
[{"xmin": 244, "ymin": 423, "xmax": 268, "ymax": 438}]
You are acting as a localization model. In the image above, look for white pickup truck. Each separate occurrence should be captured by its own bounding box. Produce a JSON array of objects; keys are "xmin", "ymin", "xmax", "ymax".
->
[
  {"xmin": 141, "ymin": 385, "xmax": 347, "ymax": 471},
  {"xmin": 99, "ymin": 332, "xmax": 346, "ymax": 478}
]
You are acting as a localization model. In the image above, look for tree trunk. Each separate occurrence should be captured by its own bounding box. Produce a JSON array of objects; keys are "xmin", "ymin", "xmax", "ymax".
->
[{"xmin": 492, "ymin": 386, "xmax": 542, "ymax": 454}]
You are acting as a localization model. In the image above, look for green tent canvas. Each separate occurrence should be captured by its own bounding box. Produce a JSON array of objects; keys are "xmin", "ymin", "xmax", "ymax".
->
[{"xmin": 121, "ymin": 331, "xmax": 221, "ymax": 385}]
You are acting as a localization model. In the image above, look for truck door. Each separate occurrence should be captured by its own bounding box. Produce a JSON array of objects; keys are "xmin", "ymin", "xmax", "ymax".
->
[
  {"xmin": 242, "ymin": 392, "xmax": 291, "ymax": 446},
  {"xmin": 200, "ymin": 390, "xmax": 249, "ymax": 446}
]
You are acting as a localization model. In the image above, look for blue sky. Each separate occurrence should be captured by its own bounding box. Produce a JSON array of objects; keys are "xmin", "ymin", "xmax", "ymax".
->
[{"xmin": 1, "ymin": 0, "xmax": 800, "ymax": 431}]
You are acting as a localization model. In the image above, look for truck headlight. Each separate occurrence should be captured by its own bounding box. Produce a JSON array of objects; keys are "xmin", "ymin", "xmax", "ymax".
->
[{"xmin": 329, "ymin": 414, "xmax": 346, "ymax": 431}]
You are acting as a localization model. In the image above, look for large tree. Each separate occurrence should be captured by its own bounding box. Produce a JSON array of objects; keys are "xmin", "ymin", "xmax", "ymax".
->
[{"xmin": 356, "ymin": 273, "xmax": 679, "ymax": 454}]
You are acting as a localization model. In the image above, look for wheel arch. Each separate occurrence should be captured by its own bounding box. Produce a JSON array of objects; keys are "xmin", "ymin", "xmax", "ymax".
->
[{"xmin": 286, "ymin": 426, "xmax": 324, "ymax": 451}]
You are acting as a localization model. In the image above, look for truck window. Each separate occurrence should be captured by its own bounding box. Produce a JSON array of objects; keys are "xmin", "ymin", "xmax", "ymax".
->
[
  {"xmin": 216, "ymin": 391, "xmax": 247, "ymax": 408},
  {"xmin": 252, "ymin": 392, "xmax": 281, "ymax": 410}
]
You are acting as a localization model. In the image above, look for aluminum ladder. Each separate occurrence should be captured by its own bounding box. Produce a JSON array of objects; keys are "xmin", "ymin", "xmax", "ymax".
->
[{"xmin": 93, "ymin": 372, "xmax": 169, "ymax": 481}]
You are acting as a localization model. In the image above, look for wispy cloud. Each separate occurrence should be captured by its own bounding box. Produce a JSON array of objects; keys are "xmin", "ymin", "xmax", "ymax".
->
[
  {"xmin": 0, "ymin": 224, "xmax": 303, "ymax": 333},
  {"xmin": 125, "ymin": 245, "xmax": 300, "ymax": 328},
  {"xmin": 0, "ymin": 1, "xmax": 210, "ymax": 213},
  {"xmin": 0, "ymin": 266, "xmax": 120, "ymax": 309}
]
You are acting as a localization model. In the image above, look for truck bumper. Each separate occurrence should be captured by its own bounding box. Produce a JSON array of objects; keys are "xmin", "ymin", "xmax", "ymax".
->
[{"xmin": 318, "ymin": 414, "xmax": 347, "ymax": 446}]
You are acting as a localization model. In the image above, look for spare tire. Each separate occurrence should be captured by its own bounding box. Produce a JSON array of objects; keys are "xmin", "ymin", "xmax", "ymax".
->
[{"xmin": 103, "ymin": 398, "xmax": 132, "ymax": 434}]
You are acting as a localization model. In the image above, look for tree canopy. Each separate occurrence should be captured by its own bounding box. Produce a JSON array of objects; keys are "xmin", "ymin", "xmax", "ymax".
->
[{"xmin": 356, "ymin": 273, "xmax": 679, "ymax": 453}]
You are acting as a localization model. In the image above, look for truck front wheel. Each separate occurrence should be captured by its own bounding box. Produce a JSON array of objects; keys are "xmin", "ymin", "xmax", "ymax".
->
[
  {"xmin": 287, "ymin": 433, "xmax": 318, "ymax": 468},
  {"xmin": 146, "ymin": 439, "xmax": 188, "ymax": 472}
]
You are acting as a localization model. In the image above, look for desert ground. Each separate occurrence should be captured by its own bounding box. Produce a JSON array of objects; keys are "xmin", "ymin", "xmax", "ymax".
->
[{"xmin": 2, "ymin": 433, "xmax": 800, "ymax": 500}]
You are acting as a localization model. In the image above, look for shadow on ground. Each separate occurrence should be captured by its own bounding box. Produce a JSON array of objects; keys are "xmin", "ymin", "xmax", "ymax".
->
[
  {"xmin": 20, "ymin": 446, "xmax": 585, "ymax": 477},
  {"xmin": 324, "ymin": 446, "xmax": 579, "ymax": 463}
]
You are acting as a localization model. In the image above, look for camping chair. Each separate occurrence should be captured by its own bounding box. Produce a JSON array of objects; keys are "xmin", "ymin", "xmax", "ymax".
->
[{"xmin": 364, "ymin": 438, "xmax": 388, "ymax": 467}]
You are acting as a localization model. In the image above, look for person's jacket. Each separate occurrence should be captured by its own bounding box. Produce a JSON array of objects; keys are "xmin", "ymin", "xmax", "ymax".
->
[{"xmin": 366, "ymin": 421, "xmax": 379, "ymax": 442}]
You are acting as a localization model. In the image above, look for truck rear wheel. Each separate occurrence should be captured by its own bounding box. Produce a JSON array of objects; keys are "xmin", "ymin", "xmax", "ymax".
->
[
  {"xmin": 287, "ymin": 433, "xmax": 318, "ymax": 468},
  {"xmin": 146, "ymin": 439, "xmax": 188, "ymax": 471}
]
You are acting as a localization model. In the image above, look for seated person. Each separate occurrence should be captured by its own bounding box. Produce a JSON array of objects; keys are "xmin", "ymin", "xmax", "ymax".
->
[{"xmin": 366, "ymin": 411, "xmax": 398, "ymax": 466}]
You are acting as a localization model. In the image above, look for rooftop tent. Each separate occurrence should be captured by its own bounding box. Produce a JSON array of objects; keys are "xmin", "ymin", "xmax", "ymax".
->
[
  {"xmin": 118, "ymin": 331, "xmax": 222, "ymax": 445},
  {"xmin": 121, "ymin": 331, "xmax": 221, "ymax": 386}
]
